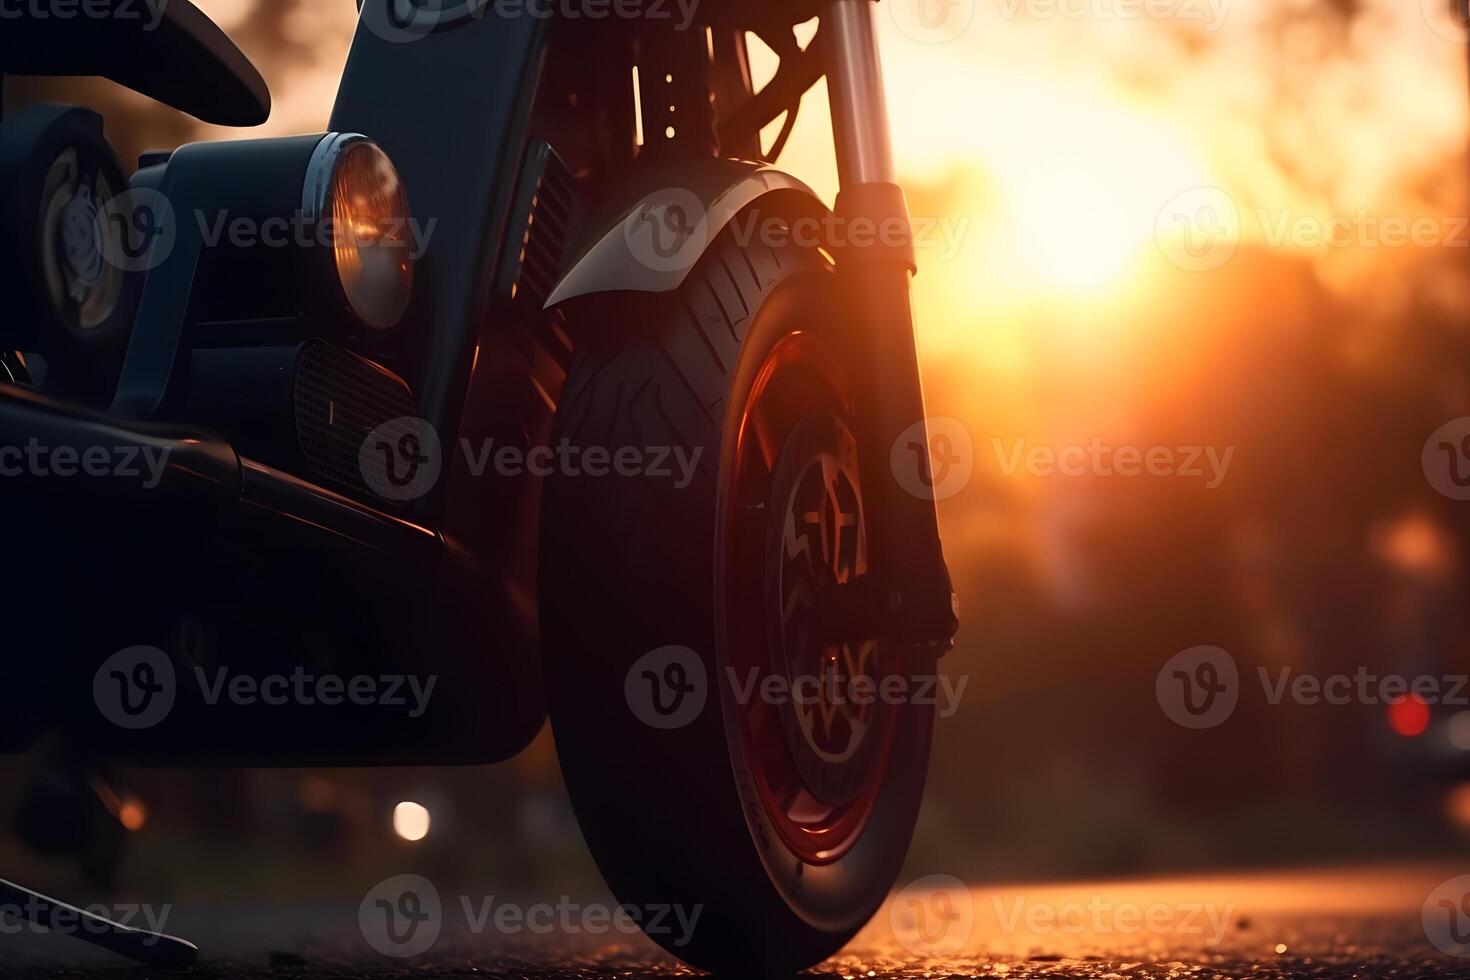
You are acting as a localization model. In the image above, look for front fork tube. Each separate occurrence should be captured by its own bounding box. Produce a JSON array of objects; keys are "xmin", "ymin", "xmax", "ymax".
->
[{"xmin": 823, "ymin": 0, "xmax": 958, "ymax": 652}]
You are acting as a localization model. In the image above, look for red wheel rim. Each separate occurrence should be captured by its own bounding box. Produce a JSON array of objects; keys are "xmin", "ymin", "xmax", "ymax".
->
[{"xmin": 723, "ymin": 331, "xmax": 896, "ymax": 866}]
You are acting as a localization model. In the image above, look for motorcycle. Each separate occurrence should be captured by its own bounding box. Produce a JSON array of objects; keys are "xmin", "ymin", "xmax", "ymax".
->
[{"xmin": 0, "ymin": 0, "xmax": 958, "ymax": 971}]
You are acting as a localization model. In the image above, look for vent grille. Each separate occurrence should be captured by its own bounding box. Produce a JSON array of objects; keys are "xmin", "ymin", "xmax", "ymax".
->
[
  {"xmin": 293, "ymin": 340, "xmax": 416, "ymax": 502},
  {"xmin": 506, "ymin": 144, "xmax": 579, "ymax": 308}
]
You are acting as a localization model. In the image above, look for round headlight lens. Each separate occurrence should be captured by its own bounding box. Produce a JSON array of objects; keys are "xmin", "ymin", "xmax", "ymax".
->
[{"xmin": 323, "ymin": 139, "xmax": 414, "ymax": 329}]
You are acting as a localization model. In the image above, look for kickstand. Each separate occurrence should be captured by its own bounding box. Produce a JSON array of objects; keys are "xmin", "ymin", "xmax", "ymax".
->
[{"xmin": 0, "ymin": 877, "xmax": 197, "ymax": 968}]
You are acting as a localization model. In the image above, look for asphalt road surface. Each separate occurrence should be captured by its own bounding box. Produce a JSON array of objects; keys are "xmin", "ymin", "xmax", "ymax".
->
[{"xmin": 3, "ymin": 864, "xmax": 1469, "ymax": 978}]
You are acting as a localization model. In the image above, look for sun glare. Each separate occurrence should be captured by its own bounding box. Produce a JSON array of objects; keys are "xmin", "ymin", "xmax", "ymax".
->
[
  {"xmin": 757, "ymin": 29, "xmax": 1215, "ymax": 358},
  {"xmin": 998, "ymin": 156, "xmax": 1154, "ymax": 294},
  {"xmin": 891, "ymin": 66, "xmax": 1212, "ymax": 301}
]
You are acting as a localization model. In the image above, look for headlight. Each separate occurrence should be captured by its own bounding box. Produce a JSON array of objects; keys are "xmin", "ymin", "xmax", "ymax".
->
[{"xmin": 303, "ymin": 133, "xmax": 415, "ymax": 330}]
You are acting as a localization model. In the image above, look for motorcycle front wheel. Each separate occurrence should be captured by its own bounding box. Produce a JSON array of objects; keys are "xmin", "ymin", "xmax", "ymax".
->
[{"xmin": 541, "ymin": 217, "xmax": 935, "ymax": 973}]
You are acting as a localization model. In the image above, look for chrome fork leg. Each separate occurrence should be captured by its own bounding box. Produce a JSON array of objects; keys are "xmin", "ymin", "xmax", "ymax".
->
[
  {"xmin": 821, "ymin": 0, "xmax": 958, "ymax": 652},
  {"xmin": 823, "ymin": 0, "xmax": 897, "ymax": 188}
]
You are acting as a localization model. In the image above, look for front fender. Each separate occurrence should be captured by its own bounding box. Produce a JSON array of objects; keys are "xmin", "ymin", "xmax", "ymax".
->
[{"xmin": 545, "ymin": 159, "xmax": 827, "ymax": 307}]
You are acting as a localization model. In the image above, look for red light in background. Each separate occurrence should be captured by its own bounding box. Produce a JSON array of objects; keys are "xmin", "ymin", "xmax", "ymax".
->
[
  {"xmin": 118, "ymin": 799, "xmax": 147, "ymax": 831},
  {"xmin": 1388, "ymin": 695, "xmax": 1431, "ymax": 737}
]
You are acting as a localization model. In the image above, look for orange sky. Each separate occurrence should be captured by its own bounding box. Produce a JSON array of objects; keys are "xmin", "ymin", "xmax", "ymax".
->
[{"xmin": 768, "ymin": 1, "xmax": 1470, "ymax": 365}]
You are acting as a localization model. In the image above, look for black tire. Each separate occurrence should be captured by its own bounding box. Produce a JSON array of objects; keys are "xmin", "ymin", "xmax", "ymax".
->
[{"xmin": 541, "ymin": 217, "xmax": 934, "ymax": 973}]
